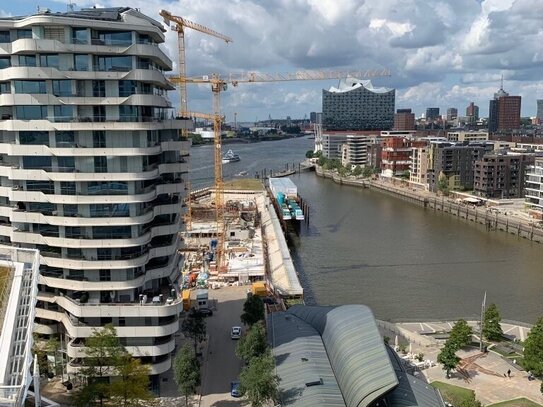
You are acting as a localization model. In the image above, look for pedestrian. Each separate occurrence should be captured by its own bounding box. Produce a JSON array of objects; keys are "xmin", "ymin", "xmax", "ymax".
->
[{"xmin": 507, "ymin": 369, "xmax": 511, "ymax": 378}]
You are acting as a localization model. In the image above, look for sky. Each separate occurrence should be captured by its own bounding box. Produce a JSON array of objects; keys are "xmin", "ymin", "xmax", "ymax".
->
[{"xmin": 3, "ymin": 0, "xmax": 543, "ymax": 122}]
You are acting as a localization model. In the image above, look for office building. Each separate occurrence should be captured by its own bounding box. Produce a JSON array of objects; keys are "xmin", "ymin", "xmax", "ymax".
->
[
  {"xmin": 446, "ymin": 107, "xmax": 458, "ymax": 121},
  {"xmin": 393, "ymin": 108, "xmax": 415, "ymax": 131},
  {"xmin": 526, "ymin": 158, "xmax": 543, "ymax": 217},
  {"xmin": 446, "ymin": 131, "xmax": 488, "ymax": 142},
  {"xmin": 322, "ymin": 78, "xmax": 395, "ymax": 131},
  {"xmin": 466, "ymin": 102, "xmax": 479, "ymax": 124},
  {"xmin": 537, "ymin": 100, "xmax": 543, "ymax": 121},
  {"xmin": 309, "ymin": 111, "xmax": 317, "ymax": 123},
  {"xmin": 488, "ymin": 84, "xmax": 509, "ymax": 133},
  {"xmin": 498, "ymin": 96, "xmax": 521, "ymax": 131},
  {"xmin": 425, "ymin": 108, "xmax": 440, "ymax": 121},
  {"xmin": 0, "ymin": 7, "xmax": 192, "ymax": 384},
  {"xmin": 474, "ymin": 153, "xmax": 534, "ymax": 198}
]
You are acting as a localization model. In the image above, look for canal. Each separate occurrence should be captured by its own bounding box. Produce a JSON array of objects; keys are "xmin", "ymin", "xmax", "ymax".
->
[{"xmin": 191, "ymin": 136, "xmax": 543, "ymax": 323}]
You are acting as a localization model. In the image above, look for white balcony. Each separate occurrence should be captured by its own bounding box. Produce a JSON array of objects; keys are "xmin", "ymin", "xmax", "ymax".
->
[
  {"xmin": 0, "ymin": 118, "xmax": 192, "ymax": 132},
  {"xmin": 66, "ymin": 339, "xmax": 175, "ymax": 358}
]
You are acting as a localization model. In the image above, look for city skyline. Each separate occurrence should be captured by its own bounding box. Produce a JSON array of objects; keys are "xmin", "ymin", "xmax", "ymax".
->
[{"xmin": 2, "ymin": 0, "xmax": 542, "ymax": 121}]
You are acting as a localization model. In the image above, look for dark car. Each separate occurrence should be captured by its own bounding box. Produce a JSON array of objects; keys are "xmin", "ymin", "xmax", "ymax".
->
[
  {"xmin": 190, "ymin": 308, "xmax": 213, "ymax": 317},
  {"xmin": 230, "ymin": 381, "xmax": 241, "ymax": 397},
  {"xmin": 263, "ymin": 296, "xmax": 278, "ymax": 305}
]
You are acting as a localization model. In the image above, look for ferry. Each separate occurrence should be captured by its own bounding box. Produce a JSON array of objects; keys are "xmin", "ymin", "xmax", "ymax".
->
[{"xmin": 222, "ymin": 149, "xmax": 240, "ymax": 163}]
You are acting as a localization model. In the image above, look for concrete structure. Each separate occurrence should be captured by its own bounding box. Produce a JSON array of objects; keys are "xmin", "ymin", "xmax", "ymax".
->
[
  {"xmin": 446, "ymin": 107, "xmax": 458, "ymax": 121},
  {"xmin": 425, "ymin": 107, "xmax": 440, "ymax": 121},
  {"xmin": 410, "ymin": 144, "xmax": 430, "ymax": 187},
  {"xmin": 498, "ymin": 96, "xmax": 521, "ymax": 131},
  {"xmin": 268, "ymin": 305, "xmax": 445, "ymax": 407},
  {"xmin": 340, "ymin": 135, "xmax": 372, "ymax": 167},
  {"xmin": 321, "ymin": 131, "xmax": 379, "ymax": 160},
  {"xmin": 474, "ymin": 153, "xmax": 535, "ymax": 198},
  {"xmin": 447, "ymin": 131, "xmax": 489, "ymax": 142},
  {"xmin": 428, "ymin": 142, "xmax": 491, "ymax": 192},
  {"xmin": 0, "ymin": 7, "xmax": 192, "ymax": 385},
  {"xmin": 322, "ymin": 78, "xmax": 395, "ymax": 131},
  {"xmin": 393, "ymin": 108, "xmax": 415, "ymax": 131},
  {"xmin": 525, "ymin": 158, "xmax": 543, "ymax": 217}
]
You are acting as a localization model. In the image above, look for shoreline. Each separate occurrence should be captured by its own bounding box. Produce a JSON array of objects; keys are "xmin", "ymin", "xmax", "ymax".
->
[{"xmin": 315, "ymin": 166, "xmax": 543, "ymax": 244}]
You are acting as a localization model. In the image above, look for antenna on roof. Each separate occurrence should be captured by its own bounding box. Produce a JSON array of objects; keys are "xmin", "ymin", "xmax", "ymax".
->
[
  {"xmin": 67, "ymin": 2, "xmax": 76, "ymax": 12},
  {"xmin": 500, "ymin": 74, "xmax": 504, "ymax": 90}
]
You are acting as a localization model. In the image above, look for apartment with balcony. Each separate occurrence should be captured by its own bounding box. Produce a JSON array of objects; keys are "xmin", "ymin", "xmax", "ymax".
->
[
  {"xmin": 525, "ymin": 158, "xmax": 543, "ymax": 218},
  {"xmin": 0, "ymin": 7, "xmax": 192, "ymax": 388}
]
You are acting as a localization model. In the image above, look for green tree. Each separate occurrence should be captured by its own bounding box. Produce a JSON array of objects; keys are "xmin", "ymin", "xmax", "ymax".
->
[
  {"xmin": 352, "ymin": 165, "xmax": 363, "ymax": 177},
  {"xmin": 483, "ymin": 303, "xmax": 503, "ymax": 341},
  {"xmin": 236, "ymin": 321, "xmax": 268, "ymax": 363},
  {"xmin": 239, "ymin": 354, "xmax": 279, "ymax": 407},
  {"xmin": 181, "ymin": 310, "xmax": 207, "ymax": 354},
  {"xmin": 523, "ymin": 317, "xmax": 543, "ymax": 376},
  {"xmin": 110, "ymin": 355, "xmax": 152, "ymax": 406},
  {"xmin": 437, "ymin": 172, "xmax": 449, "ymax": 196},
  {"xmin": 362, "ymin": 166, "xmax": 374, "ymax": 178},
  {"xmin": 173, "ymin": 344, "xmax": 201, "ymax": 406},
  {"xmin": 241, "ymin": 295, "xmax": 265, "ymax": 326},
  {"xmin": 449, "ymin": 319, "xmax": 473, "ymax": 349},
  {"xmin": 305, "ymin": 150, "xmax": 314, "ymax": 159},
  {"xmin": 437, "ymin": 341, "xmax": 460, "ymax": 378},
  {"xmin": 189, "ymin": 133, "xmax": 203, "ymax": 145},
  {"xmin": 317, "ymin": 156, "xmax": 327, "ymax": 166},
  {"xmin": 457, "ymin": 393, "xmax": 483, "ymax": 407}
]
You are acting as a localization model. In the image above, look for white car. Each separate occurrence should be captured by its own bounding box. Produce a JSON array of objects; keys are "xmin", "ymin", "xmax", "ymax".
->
[{"xmin": 231, "ymin": 326, "xmax": 242, "ymax": 339}]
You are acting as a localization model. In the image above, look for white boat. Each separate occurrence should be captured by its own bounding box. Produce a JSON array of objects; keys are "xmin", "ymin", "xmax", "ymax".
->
[{"xmin": 222, "ymin": 149, "xmax": 240, "ymax": 163}]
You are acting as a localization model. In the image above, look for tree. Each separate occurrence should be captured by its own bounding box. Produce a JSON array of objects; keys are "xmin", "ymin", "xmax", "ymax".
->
[
  {"xmin": 241, "ymin": 295, "xmax": 265, "ymax": 326},
  {"xmin": 239, "ymin": 354, "xmax": 279, "ymax": 407},
  {"xmin": 437, "ymin": 172, "xmax": 449, "ymax": 196},
  {"xmin": 181, "ymin": 310, "xmax": 207, "ymax": 354},
  {"xmin": 457, "ymin": 393, "xmax": 483, "ymax": 407},
  {"xmin": 362, "ymin": 166, "xmax": 373, "ymax": 178},
  {"xmin": 437, "ymin": 341, "xmax": 460, "ymax": 378},
  {"xmin": 236, "ymin": 321, "xmax": 268, "ymax": 363},
  {"xmin": 523, "ymin": 317, "xmax": 543, "ymax": 376},
  {"xmin": 483, "ymin": 303, "xmax": 503, "ymax": 341},
  {"xmin": 110, "ymin": 355, "xmax": 152, "ymax": 407},
  {"xmin": 449, "ymin": 319, "xmax": 473, "ymax": 349},
  {"xmin": 173, "ymin": 344, "xmax": 201, "ymax": 406},
  {"xmin": 305, "ymin": 150, "xmax": 314, "ymax": 159},
  {"xmin": 352, "ymin": 165, "xmax": 363, "ymax": 177}
]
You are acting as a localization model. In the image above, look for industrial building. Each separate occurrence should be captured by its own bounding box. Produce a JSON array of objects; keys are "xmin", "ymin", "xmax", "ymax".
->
[
  {"xmin": 322, "ymin": 78, "xmax": 395, "ymax": 131},
  {"xmin": 0, "ymin": 7, "xmax": 192, "ymax": 385}
]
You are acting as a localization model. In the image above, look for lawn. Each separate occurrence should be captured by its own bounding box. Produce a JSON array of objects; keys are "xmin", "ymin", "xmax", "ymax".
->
[
  {"xmin": 0, "ymin": 266, "xmax": 12, "ymax": 310},
  {"xmin": 488, "ymin": 399, "xmax": 542, "ymax": 407},
  {"xmin": 431, "ymin": 381, "xmax": 475, "ymax": 405},
  {"xmin": 223, "ymin": 179, "xmax": 264, "ymax": 191}
]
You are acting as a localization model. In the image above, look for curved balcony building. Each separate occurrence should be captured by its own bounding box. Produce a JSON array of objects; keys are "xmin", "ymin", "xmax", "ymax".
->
[{"xmin": 0, "ymin": 7, "xmax": 192, "ymax": 384}]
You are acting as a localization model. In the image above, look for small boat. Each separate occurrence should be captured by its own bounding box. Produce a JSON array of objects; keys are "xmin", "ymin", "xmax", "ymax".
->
[
  {"xmin": 222, "ymin": 149, "xmax": 240, "ymax": 163},
  {"xmin": 234, "ymin": 170, "xmax": 248, "ymax": 177}
]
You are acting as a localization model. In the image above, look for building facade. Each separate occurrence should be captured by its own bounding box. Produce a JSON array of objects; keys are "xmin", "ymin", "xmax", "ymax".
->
[
  {"xmin": 466, "ymin": 102, "xmax": 479, "ymax": 124},
  {"xmin": 498, "ymin": 96, "xmax": 521, "ymax": 131},
  {"xmin": 474, "ymin": 153, "xmax": 534, "ymax": 198},
  {"xmin": 425, "ymin": 108, "xmax": 440, "ymax": 121},
  {"xmin": 447, "ymin": 131, "xmax": 488, "ymax": 142},
  {"xmin": 322, "ymin": 78, "xmax": 395, "ymax": 131},
  {"xmin": 488, "ymin": 85, "xmax": 509, "ymax": 133},
  {"xmin": 525, "ymin": 158, "xmax": 543, "ymax": 217},
  {"xmin": 393, "ymin": 108, "xmax": 415, "ymax": 131},
  {"xmin": 446, "ymin": 107, "xmax": 458, "ymax": 121},
  {"xmin": 410, "ymin": 145, "xmax": 429, "ymax": 187},
  {"xmin": 537, "ymin": 100, "xmax": 543, "ymax": 121},
  {"xmin": 380, "ymin": 137, "xmax": 424, "ymax": 176},
  {"xmin": 0, "ymin": 7, "xmax": 192, "ymax": 382},
  {"xmin": 340, "ymin": 135, "xmax": 372, "ymax": 167}
]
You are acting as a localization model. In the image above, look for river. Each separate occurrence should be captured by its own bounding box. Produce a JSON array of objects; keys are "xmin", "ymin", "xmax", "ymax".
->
[{"xmin": 190, "ymin": 137, "xmax": 543, "ymax": 323}]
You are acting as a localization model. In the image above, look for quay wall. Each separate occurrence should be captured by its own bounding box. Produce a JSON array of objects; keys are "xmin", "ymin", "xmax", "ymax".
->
[{"xmin": 315, "ymin": 167, "xmax": 543, "ymax": 244}]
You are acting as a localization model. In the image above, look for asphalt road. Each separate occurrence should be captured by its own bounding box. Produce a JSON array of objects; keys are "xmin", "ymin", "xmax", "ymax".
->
[{"xmin": 200, "ymin": 285, "xmax": 247, "ymax": 407}]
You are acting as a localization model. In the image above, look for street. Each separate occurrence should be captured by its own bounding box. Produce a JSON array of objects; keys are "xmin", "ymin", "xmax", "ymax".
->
[{"xmin": 200, "ymin": 285, "xmax": 247, "ymax": 407}]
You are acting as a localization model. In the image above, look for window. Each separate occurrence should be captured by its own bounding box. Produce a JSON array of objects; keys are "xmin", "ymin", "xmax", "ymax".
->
[
  {"xmin": 90, "ymin": 203, "xmax": 130, "ymax": 217},
  {"xmin": 0, "ymin": 57, "xmax": 10, "ymax": 69},
  {"xmin": 95, "ymin": 56, "xmax": 131, "ymax": 72},
  {"xmin": 94, "ymin": 156, "xmax": 107, "ymax": 173},
  {"xmin": 14, "ymin": 80, "xmax": 46, "ymax": 94},
  {"xmin": 16, "ymin": 105, "xmax": 47, "ymax": 120},
  {"xmin": 73, "ymin": 54, "xmax": 88, "ymax": 71},
  {"xmin": 20, "ymin": 131, "xmax": 49, "ymax": 145},
  {"xmin": 71, "ymin": 27, "xmax": 87, "ymax": 44},
  {"xmin": 118, "ymin": 80, "xmax": 136, "ymax": 97},
  {"xmin": 52, "ymin": 80, "xmax": 72, "ymax": 96},
  {"xmin": 43, "ymin": 27, "xmax": 64, "ymax": 42},
  {"xmin": 18, "ymin": 55, "xmax": 36, "ymax": 67},
  {"xmin": 57, "ymin": 156, "xmax": 75, "ymax": 171},
  {"xmin": 16, "ymin": 29, "xmax": 32, "ymax": 39},
  {"xmin": 93, "ymin": 131, "xmax": 106, "ymax": 148},
  {"xmin": 65, "ymin": 226, "xmax": 81, "ymax": 239},
  {"xmin": 60, "ymin": 182, "xmax": 76, "ymax": 195},
  {"xmin": 0, "ymin": 31, "xmax": 10, "ymax": 43},
  {"xmin": 26, "ymin": 181, "xmax": 54, "ymax": 194},
  {"xmin": 88, "ymin": 181, "xmax": 128, "ymax": 195},
  {"xmin": 93, "ymin": 105, "xmax": 105, "ymax": 122},
  {"xmin": 66, "ymin": 248, "xmax": 83, "ymax": 259},
  {"xmin": 0, "ymin": 82, "xmax": 11, "ymax": 94},
  {"xmin": 54, "ymin": 105, "xmax": 74, "ymax": 122},
  {"xmin": 23, "ymin": 156, "xmax": 51, "ymax": 170},
  {"xmin": 63, "ymin": 204, "xmax": 78, "ymax": 216},
  {"xmin": 99, "ymin": 269, "xmax": 111, "ymax": 281},
  {"xmin": 40, "ymin": 54, "xmax": 59, "ymax": 68},
  {"xmin": 93, "ymin": 225, "xmax": 131, "ymax": 239},
  {"xmin": 27, "ymin": 202, "xmax": 55, "ymax": 215},
  {"xmin": 137, "ymin": 33, "xmax": 153, "ymax": 44},
  {"xmin": 55, "ymin": 131, "xmax": 75, "ymax": 147},
  {"xmin": 137, "ymin": 57, "xmax": 151, "ymax": 69},
  {"xmin": 91, "ymin": 30, "xmax": 132, "ymax": 46},
  {"xmin": 92, "ymin": 80, "xmax": 105, "ymax": 97},
  {"xmin": 119, "ymin": 105, "xmax": 137, "ymax": 122}
]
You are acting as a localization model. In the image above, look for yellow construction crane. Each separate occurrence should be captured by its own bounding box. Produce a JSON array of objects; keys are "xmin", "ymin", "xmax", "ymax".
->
[
  {"xmin": 168, "ymin": 68, "xmax": 391, "ymax": 272},
  {"xmin": 159, "ymin": 10, "xmax": 231, "ymax": 230}
]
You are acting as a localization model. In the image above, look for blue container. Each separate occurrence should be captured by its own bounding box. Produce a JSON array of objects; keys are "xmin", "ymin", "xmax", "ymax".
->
[
  {"xmin": 210, "ymin": 239, "xmax": 218, "ymax": 249},
  {"xmin": 276, "ymin": 192, "xmax": 285, "ymax": 206}
]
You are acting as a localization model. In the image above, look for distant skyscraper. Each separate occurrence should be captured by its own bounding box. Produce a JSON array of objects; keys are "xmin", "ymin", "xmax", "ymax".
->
[
  {"xmin": 488, "ymin": 81, "xmax": 510, "ymax": 133},
  {"xmin": 466, "ymin": 102, "xmax": 479, "ymax": 119},
  {"xmin": 322, "ymin": 78, "xmax": 395, "ymax": 131},
  {"xmin": 426, "ymin": 108, "xmax": 440, "ymax": 121},
  {"xmin": 446, "ymin": 108, "xmax": 458, "ymax": 121},
  {"xmin": 394, "ymin": 108, "xmax": 415, "ymax": 130},
  {"xmin": 537, "ymin": 100, "xmax": 543, "ymax": 120},
  {"xmin": 498, "ymin": 96, "xmax": 521, "ymax": 131},
  {"xmin": 310, "ymin": 112, "xmax": 317, "ymax": 123}
]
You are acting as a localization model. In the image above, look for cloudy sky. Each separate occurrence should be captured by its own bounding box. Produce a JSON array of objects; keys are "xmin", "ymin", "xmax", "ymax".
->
[{"xmin": 4, "ymin": 0, "xmax": 543, "ymax": 122}]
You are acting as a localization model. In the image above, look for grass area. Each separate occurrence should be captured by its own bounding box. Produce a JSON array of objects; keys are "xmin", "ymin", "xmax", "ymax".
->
[
  {"xmin": 223, "ymin": 178, "xmax": 264, "ymax": 191},
  {"xmin": 0, "ymin": 266, "xmax": 12, "ymax": 310},
  {"xmin": 431, "ymin": 381, "xmax": 475, "ymax": 405},
  {"xmin": 488, "ymin": 398, "xmax": 542, "ymax": 407}
]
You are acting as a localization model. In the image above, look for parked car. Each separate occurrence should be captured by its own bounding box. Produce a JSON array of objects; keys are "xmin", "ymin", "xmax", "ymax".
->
[
  {"xmin": 190, "ymin": 308, "xmax": 213, "ymax": 317},
  {"xmin": 230, "ymin": 381, "xmax": 241, "ymax": 397},
  {"xmin": 230, "ymin": 326, "xmax": 242, "ymax": 339}
]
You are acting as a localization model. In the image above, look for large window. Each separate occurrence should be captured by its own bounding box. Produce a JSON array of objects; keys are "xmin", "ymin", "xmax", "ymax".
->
[
  {"xmin": 16, "ymin": 105, "xmax": 47, "ymax": 120},
  {"xmin": 73, "ymin": 54, "xmax": 88, "ymax": 71},
  {"xmin": 60, "ymin": 182, "xmax": 76, "ymax": 195},
  {"xmin": 18, "ymin": 55, "xmax": 36, "ymax": 67},
  {"xmin": 0, "ymin": 31, "xmax": 10, "ymax": 43},
  {"xmin": 0, "ymin": 82, "xmax": 10, "ymax": 94},
  {"xmin": 95, "ymin": 56, "xmax": 131, "ymax": 72},
  {"xmin": 55, "ymin": 131, "xmax": 75, "ymax": 147},
  {"xmin": 20, "ymin": 131, "xmax": 49, "ymax": 145},
  {"xmin": 23, "ymin": 156, "xmax": 51, "ymax": 170},
  {"xmin": 71, "ymin": 27, "xmax": 87, "ymax": 44},
  {"xmin": 92, "ymin": 80, "xmax": 105, "ymax": 97},
  {"xmin": 14, "ymin": 80, "xmax": 46, "ymax": 94},
  {"xmin": 93, "ymin": 225, "xmax": 131, "ymax": 239},
  {"xmin": 93, "ymin": 131, "xmax": 106, "ymax": 148},
  {"xmin": 26, "ymin": 181, "xmax": 54, "ymax": 194},
  {"xmin": 119, "ymin": 105, "xmax": 137, "ymax": 122},
  {"xmin": 40, "ymin": 54, "xmax": 59, "ymax": 68},
  {"xmin": 53, "ymin": 105, "xmax": 74, "ymax": 122},
  {"xmin": 0, "ymin": 57, "xmax": 10, "ymax": 69},
  {"xmin": 63, "ymin": 204, "xmax": 78, "ymax": 216},
  {"xmin": 16, "ymin": 29, "xmax": 32, "ymax": 39},
  {"xmin": 88, "ymin": 181, "xmax": 128, "ymax": 195},
  {"xmin": 94, "ymin": 156, "xmax": 107, "ymax": 173},
  {"xmin": 91, "ymin": 30, "xmax": 132, "ymax": 46},
  {"xmin": 118, "ymin": 80, "xmax": 136, "ymax": 97},
  {"xmin": 57, "ymin": 156, "xmax": 75, "ymax": 171},
  {"xmin": 52, "ymin": 80, "xmax": 72, "ymax": 97},
  {"xmin": 90, "ymin": 203, "xmax": 130, "ymax": 217}
]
